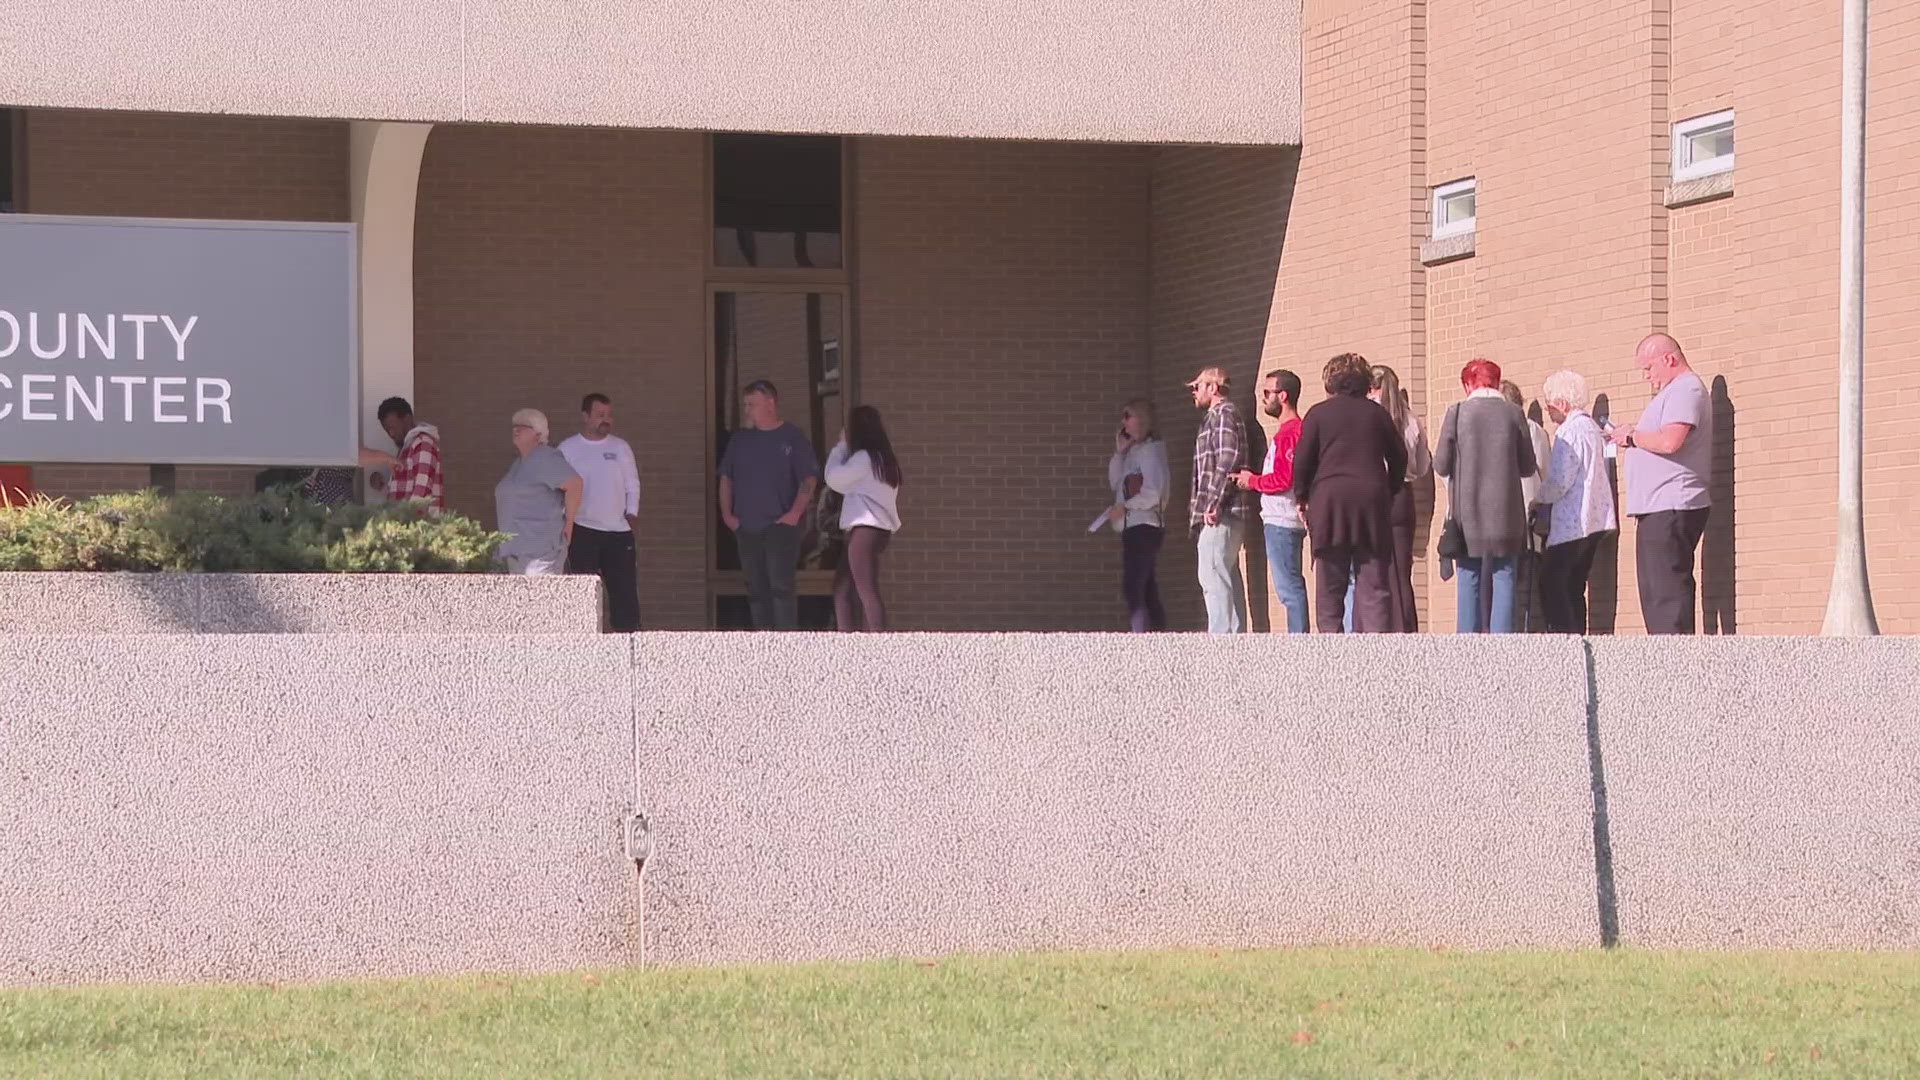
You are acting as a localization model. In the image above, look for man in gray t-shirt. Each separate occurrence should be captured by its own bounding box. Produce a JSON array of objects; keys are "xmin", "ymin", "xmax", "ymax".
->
[
  {"xmin": 1609, "ymin": 333, "xmax": 1714, "ymax": 634},
  {"xmin": 718, "ymin": 380, "xmax": 819, "ymax": 629}
]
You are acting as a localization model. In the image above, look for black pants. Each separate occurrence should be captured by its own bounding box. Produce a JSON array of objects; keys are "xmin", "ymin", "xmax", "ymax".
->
[
  {"xmin": 1634, "ymin": 508, "xmax": 1710, "ymax": 635},
  {"xmin": 832, "ymin": 525, "xmax": 892, "ymax": 631},
  {"xmin": 735, "ymin": 523, "xmax": 801, "ymax": 630},
  {"xmin": 567, "ymin": 525, "xmax": 641, "ymax": 632},
  {"xmin": 1540, "ymin": 532, "xmax": 1606, "ymax": 634},
  {"xmin": 1387, "ymin": 485, "xmax": 1418, "ymax": 633},
  {"xmin": 1120, "ymin": 525, "xmax": 1167, "ymax": 632},
  {"xmin": 1316, "ymin": 545, "xmax": 1394, "ymax": 634}
]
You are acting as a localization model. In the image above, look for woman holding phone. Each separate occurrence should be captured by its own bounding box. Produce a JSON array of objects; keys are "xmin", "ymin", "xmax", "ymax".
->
[{"xmin": 1106, "ymin": 398, "xmax": 1171, "ymax": 632}]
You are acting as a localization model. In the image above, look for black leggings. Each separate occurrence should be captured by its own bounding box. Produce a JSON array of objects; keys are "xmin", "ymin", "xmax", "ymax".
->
[
  {"xmin": 1121, "ymin": 524, "xmax": 1168, "ymax": 632},
  {"xmin": 833, "ymin": 525, "xmax": 893, "ymax": 631}
]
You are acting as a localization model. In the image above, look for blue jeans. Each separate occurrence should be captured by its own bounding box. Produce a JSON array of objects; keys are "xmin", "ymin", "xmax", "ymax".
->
[
  {"xmin": 1343, "ymin": 574, "xmax": 1356, "ymax": 633},
  {"xmin": 1456, "ymin": 554, "xmax": 1518, "ymax": 633},
  {"xmin": 1263, "ymin": 524, "xmax": 1309, "ymax": 634}
]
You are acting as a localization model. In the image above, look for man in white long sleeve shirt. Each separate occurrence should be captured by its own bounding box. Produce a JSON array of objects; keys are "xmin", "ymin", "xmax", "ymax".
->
[{"xmin": 559, "ymin": 393, "xmax": 643, "ymax": 631}]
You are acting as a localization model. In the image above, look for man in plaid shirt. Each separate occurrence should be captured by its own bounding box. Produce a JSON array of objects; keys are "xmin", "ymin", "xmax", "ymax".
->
[
  {"xmin": 1187, "ymin": 366, "xmax": 1249, "ymax": 633},
  {"xmin": 376, "ymin": 397, "xmax": 445, "ymax": 512}
]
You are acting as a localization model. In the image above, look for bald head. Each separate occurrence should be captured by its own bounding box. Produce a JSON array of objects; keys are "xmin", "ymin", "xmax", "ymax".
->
[{"xmin": 1634, "ymin": 333, "xmax": 1691, "ymax": 391}]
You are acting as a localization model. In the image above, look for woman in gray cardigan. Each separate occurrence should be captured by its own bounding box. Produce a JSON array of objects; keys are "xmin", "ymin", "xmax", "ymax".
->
[{"xmin": 1434, "ymin": 358, "xmax": 1537, "ymax": 633}]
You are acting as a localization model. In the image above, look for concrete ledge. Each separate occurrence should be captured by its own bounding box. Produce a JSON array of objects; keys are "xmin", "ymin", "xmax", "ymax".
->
[
  {"xmin": 0, "ymin": 573, "xmax": 601, "ymax": 633},
  {"xmin": 0, "ymin": 635, "xmax": 637, "ymax": 986},
  {"xmin": 634, "ymin": 633, "xmax": 1601, "ymax": 965},
  {"xmin": 1421, "ymin": 231, "xmax": 1476, "ymax": 266},
  {"xmin": 1665, "ymin": 171, "xmax": 1734, "ymax": 208},
  {"xmin": 1589, "ymin": 637, "xmax": 1920, "ymax": 949}
]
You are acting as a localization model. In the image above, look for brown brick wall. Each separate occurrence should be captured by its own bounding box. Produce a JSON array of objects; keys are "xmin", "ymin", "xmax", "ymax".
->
[
  {"xmin": 1286, "ymin": 0, "xmax": 1920, "ymax": 634},
  {"xmin": 18, "ymin": 110, "xmax": 349, "ymax": 500},
  {"xmin": 1147, "ymin": 145, "xmax": 1300, "ymax": 631},
  {"xmin": 412, "ymin": 125, "xmax": 709, "ymax": 629},
  {"xmin": 854, "ymin": 137, "xmax": 1153, "ymax": 630}
]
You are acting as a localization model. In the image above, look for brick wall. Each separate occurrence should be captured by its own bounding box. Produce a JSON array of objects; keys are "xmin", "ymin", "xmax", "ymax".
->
[
  {"xmin": 412, "ymin": 126, "xmax": 709, "ymax": 630},
  {"xmin": 1286, "ymin": 0, "xmax": 1920, "ymax": 634},
  {"xmin": 1147, "ymin": 145, "xmax": 1299, "ymax": 631},
  {"xmin": 854, "ymin": 137, "xmax": 1153, "ymax": 630},
  {"xmin": 18, "ymin": 110, "xmax": 349, "ymax": 500}
]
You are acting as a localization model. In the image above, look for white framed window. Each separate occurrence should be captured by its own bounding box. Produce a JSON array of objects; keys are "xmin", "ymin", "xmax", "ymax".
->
[
  {"xmin": 1430, "ymin": 178, "xmax": 1476, "ymax": 239},
  {"xmin": 1672, "ymin": 110, "xmax": 1735, "ymax": 181}
]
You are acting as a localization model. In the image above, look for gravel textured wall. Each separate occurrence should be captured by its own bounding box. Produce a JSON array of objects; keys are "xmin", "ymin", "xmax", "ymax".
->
[
  {"xmin": 1, "ymin": 1, "xmax": 1302, "ymax": 145},
  {"xmin": 633, "ymin": 633, "xmax": 1603, "ymax": 966},
  {"xmin": 1589, "ymin": 637, "xmax": 1920, "ymax": 949},
  {"xmin": 0, "ymin": 635, "xmax": 636, "ymax": 986},
  {"xmin": 0, "ymin": 573, "xmax": 600, "ymax": 633},
  {"xmin": 7, "ymin": 632, "xmax": 1914, "ymax": 987}
]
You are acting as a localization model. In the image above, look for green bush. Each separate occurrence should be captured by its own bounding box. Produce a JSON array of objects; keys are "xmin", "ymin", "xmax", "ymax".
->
[{"xmin": 0, "ymin": 488, "xmax": 506, "ymax": 573}]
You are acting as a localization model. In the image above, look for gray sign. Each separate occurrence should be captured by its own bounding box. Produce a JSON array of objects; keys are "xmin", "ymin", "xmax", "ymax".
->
[{"xmin": 0, "ymin": 213, "xmax": 357, "ymax": 465}]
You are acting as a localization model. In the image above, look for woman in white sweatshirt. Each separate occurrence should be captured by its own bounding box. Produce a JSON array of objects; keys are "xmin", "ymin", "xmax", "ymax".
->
[
  {"xmin": 1106, "ymin": 398, "xmax": 1172, "ymax": 632},
  {"xmin": 825, "ymin": 405, "xmax": 903, "ymax": 631}
]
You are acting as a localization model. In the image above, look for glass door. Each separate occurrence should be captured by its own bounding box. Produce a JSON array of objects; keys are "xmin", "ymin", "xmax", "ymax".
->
[{"xmin": 707, "ymin": 287, "xmax": 848, "ymax": 628}]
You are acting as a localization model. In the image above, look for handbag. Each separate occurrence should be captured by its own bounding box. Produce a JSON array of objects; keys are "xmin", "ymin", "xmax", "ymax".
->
[{"xmin": 1436, "ymin": 514, "xmax": 1467, "ymax": 560}]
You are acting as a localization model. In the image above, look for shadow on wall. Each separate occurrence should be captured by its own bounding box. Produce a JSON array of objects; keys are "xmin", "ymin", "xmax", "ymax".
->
[
  {"xmin": 1587, "ymin": 393, "xmax": 1621, "ymax": 635},
  {"xmin": 1702, "ymin": 377, "xmax": 1736, "ymax": 635}
]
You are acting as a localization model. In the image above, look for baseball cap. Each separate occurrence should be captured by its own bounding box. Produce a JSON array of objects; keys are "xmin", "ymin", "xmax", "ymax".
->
[{"xmin": 1186, "ymin": 366, "xmax": 1230, "ymax": 390}]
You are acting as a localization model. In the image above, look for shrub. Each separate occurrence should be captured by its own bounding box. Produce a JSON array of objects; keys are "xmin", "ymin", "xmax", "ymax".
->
[{"xmin": 0, "ymin": 488, "xmax": 505, "ymax": 573}]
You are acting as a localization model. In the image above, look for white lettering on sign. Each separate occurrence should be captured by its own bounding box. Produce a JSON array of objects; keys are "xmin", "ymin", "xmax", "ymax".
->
[
  {"xmin": 121, "ymin": 314, "xmax": 158, "ymax": 361},
  {"xmin": 21, "ymin": 374, "xmax": 56, "ymax": 420},
  {"xmin": 67, "ymin": 376, "xmax": 104, "ymax": 422},
  {"xmin": 28, "ymin": 313, "xmax": 66, "ymax": 361},
  {"xmin": 151, "ymin": 377, "xmax": 187, "ymax": 423},
  {"xmin": 78, "ymin": 314, "xmax": 116, "ymax": 360},
  {"xmin": 0, "ymin": 311, "xmax": 233, "ymax": 427}
]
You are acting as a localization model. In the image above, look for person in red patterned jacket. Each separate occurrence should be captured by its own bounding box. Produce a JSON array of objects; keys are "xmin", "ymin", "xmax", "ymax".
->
[{"xmin": 376, "ymin": 397, "xmax": 445, "ymax": 512}]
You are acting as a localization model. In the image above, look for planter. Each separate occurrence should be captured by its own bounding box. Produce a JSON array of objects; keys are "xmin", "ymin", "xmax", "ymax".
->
[{"xmin": 0, "ymin": 572, "xmax": 601, "ymax": 634}]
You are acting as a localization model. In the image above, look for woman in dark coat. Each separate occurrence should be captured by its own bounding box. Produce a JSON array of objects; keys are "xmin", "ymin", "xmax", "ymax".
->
[
  {"xmin": 1433, "ymin": 357, "xmax": 1537, "ymax": 633},
  {"xmin": 1291, "ymin": 352, "xmax": 1409, "ymax": 633}
]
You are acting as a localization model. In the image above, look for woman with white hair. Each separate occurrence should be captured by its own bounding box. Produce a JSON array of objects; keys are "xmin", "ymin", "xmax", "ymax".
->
[
  {"xmin": 1533, "ymin": 370, "xmax": 1618, "ymax": 633},
  {"xmin": 494, "ymin": 408, "xmax": 583, "ymax": 575}
]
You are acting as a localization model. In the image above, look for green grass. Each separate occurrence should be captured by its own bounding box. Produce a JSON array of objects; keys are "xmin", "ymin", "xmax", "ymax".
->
[{"xmin": 4, "ymin": 949, "xmax": 1919, "ymax": 1078}]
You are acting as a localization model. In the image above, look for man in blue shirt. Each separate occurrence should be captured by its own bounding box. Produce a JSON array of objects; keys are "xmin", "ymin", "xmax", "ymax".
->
[{"xmin": 718, "ymin": 379, "xmax": 819, "ymax": 629}]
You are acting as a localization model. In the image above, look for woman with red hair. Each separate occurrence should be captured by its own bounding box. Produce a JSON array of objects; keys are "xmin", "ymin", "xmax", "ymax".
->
[{"xmin": 1434, "ymin": 358, "xmax": 1538, "ymax": 632}]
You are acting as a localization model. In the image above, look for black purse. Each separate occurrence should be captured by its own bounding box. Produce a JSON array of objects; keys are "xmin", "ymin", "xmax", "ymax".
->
[{"xmin": 1437, "ymin": 514, "xmax": 1467, "ymax": 560}]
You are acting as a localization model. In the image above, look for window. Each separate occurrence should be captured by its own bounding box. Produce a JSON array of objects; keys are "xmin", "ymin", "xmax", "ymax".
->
[
  {"xmin": 712, "ymin": 134, "xmax": 842, "ymax": 269},
  {"xmin": 1431, "ymin": 178, "xmax": 1476, "ymax": 239},
  {"xmin": 1673, "ymin": 110, "xmax": 1734, "ymax": 182}
]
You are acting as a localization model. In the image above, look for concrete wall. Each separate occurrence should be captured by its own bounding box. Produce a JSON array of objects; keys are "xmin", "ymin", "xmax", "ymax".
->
[
  {"xmin": 1589, "ymin": 637, "xmax": 1920, "ymax": 950},
  {"xmin": 0, "ymin": 574, "xmax": 601, "ymax": 633},
  {"xmin": 634, "ymin": 633, "xmax": 1602, "ymax": 964},
  {"xmin": 0, "ymin": 1, "xmax": 1303, "ymax": 145},
  {"xmin": 0, "ymin": 635, "xmax": 636, "ymax": 986},
  {"xmin": 3, "ymin": 633, "xmax": 1913, "ymax": 987}
]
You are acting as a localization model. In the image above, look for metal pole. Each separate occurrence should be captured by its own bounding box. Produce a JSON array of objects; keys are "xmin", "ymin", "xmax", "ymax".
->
[{"xmin": 1822, "ymin": 0, "xmax": 1880, "ymax": 635}]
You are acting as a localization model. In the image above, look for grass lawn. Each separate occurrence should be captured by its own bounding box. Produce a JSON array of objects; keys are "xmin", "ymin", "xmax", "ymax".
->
[{"xmin": 4, "ymin": 948, "xmax": 1919, "ymax": 1078}]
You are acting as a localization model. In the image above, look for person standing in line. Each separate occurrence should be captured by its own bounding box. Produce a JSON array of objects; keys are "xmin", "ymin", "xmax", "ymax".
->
[
  {"xmin": 825, "ymin": 405, "xmax": 903, "ymax": 632},
  {"xmin": 718, "ymin": 379, "xmax": 819, "ymax": 630},
  {"xmin": 494, "ymin": 409, "xmax": 582, "ymax": 575},
  {"xmin": 1187, "ymin": 366, "xmax": 1250, "ymax": 634},
  {"xmin": 376, "ymin": 396, "xmax": 445, "ymax": 512},
  {"xmin": 1105, "ymin": 398, "xmax": 1171, "ymax": 633},
  {"xmin": 1434, "ymin": 359, "xmax": 1537, "ymax": 633},
  {"xmin": 1371, "ymin": 364, "xmax": 1432, "ymax": 632},
  {"xmin": 560, "ymin": 392, "xmax": 643, "ymax": 632},
  {"xmin": 1503, "ymin": 378, "xmax": 1556, "ymax": 630},
  {"xmin": 1533, "ymin": 370, "xmax": 1618, "ymax": 634},
  {"xmin": 1291, "ymin": 353, "xmax": 1408, "ymax": 633},
  {"xmin": 1231, "ymin": 369, "xmax": 1310, "ymax": 633},
  {"xmin": 1607, "ymin": 333, "xmax": 1713, "ymax": 634}
]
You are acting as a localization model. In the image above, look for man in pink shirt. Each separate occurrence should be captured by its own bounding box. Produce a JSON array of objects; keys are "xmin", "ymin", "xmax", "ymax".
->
[{"xmin": 1233, "ymin": 369, "xmax": 1309, "ymax": 632}]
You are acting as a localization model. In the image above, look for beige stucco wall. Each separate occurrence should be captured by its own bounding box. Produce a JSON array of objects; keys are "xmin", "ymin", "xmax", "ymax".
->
[{"xmin": 0, "ymin": 1, "xmax": 1302, "ymax": 145}]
